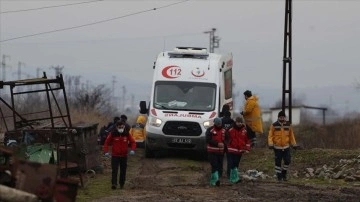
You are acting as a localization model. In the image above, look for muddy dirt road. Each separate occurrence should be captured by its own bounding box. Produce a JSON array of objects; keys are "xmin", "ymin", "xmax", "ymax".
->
[{"xmin": 92, "ymin": 149, "xmax": 360, "ymax": 202}]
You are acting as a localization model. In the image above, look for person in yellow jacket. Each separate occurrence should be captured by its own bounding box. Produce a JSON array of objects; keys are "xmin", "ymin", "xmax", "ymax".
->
[
  {"xmin": 241, "ymin": 90, "xmax": 263, "ymax": 147},
  {"xmin": 129, "ymin": 115, "xmax": 147, "ymax": 147},
  {"xmin": 268, "ymin": 111, "xmax": 298, "ymax": 182}
]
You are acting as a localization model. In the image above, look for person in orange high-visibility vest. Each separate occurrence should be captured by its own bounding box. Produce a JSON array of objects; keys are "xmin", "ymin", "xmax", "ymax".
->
[
  {"xmin": 206, "ymin": 117, "xmax": 226, "ymax": 186},
  {"xmin": 268, "ymin": 111, "xmax": 298, "ymax": 182},
  {"xmin": 129, "ymin": 115, "xmax": 147, "ymax": 148}
]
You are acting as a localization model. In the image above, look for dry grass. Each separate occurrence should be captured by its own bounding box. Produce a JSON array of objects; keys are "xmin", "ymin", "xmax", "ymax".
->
[
  {"xmin": 70, "ymin": 109, "xmax": 111, "ymax": 130},
  {"xmin": 294, "ymin": 118, "xmax": 360, "ymax": 149},
  {"xmin": 258, "ymin": 118, "xmax": 360, "ymax": 149}
]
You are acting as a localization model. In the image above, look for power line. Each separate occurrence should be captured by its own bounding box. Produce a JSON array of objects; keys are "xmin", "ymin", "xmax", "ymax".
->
[
  {"xmin": 0, "ymin": 0, "xmax": 190, "ymax": 43},
  {"xmin": 1, "ymin": 0, "xmax": 104, "ymax": 14},
  {"xmin": 0, "ymin": 32, "xmax": 204, "ymax": 44}
]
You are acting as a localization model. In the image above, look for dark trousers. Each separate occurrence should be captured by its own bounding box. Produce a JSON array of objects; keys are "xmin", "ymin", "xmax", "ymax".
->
[
  {"xmin": 111, "ymin": 156, "xmax": 128, "ymax": 186},
  {"xmin": 274, "ymin": 148, "xmax": 291, "ymax": 177},
  {"xmin": 246, "ymin": 125, "xmax": 256, "ymax": 147},
  {"xmin": 208, "ymin": 153, "xmax": 224, "ymax": 175},
  {"xmin": 227, "ymin": 153, "xmax": 242, "ymax": 177}
]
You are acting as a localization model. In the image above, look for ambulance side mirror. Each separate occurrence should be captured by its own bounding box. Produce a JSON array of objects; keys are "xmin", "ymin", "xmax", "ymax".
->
[{"xmin": 139, "ymin": 101, "xmax": 148, "ymax": 114}]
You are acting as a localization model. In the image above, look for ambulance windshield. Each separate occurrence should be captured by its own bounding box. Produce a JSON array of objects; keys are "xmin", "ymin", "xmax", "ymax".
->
[{"xmin": 154, "ymin": 81, "xmax": 216, "ymax": 111}]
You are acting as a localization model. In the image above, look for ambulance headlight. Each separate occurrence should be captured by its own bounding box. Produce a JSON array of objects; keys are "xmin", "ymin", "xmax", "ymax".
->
[
  {"xmin": 149, "ymin": 117, "xmax": 162, "ymax": 127},
  {"xmin": 203, "ymin": 120, "xmax": 211, "ymax": 129}
]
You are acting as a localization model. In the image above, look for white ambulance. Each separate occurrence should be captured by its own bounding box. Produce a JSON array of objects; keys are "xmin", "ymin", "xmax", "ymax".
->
[{"xmin": 139, "ymin": 47, "xmax": 233, "ymax": 157}]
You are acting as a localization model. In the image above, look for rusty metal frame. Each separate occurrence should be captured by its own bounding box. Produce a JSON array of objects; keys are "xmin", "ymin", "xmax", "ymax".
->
[
  {"xmin": 0, "ymin": 72, "xmax": 77, "ymax": 182},
  {"xmin": 0, "ymin": 72, "xmax": 101, "ymax": 199},
  {"xmin": 0, "ymin": 72, "xmax": 72, "ymax": 130}
]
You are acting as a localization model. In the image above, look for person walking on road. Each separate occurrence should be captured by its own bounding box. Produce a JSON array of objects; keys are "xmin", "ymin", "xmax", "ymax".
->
[
  {"xmin": 268, "ymin": 111, "xmax": 298, "ymax": 182},
  {"xmin": 221, "ymin": 110, "xmax": 235, "ymax": 178},
  {"xmin": 225, "ymin": 117, "xmax": 250, "ymax": 184},
  {"xmin": 103, "ymin": 120, "xmax": 136, "ymax": 189},
  {"xmin": 206, "ymin": 117, "xmax": 226, "ymax": 186}
]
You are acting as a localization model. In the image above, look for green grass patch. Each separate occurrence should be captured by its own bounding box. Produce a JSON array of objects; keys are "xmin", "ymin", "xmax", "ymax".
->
[
  {"xmin": 77, "ymin": 152, "xmax": 143, "ymax": 202},
  {"xmin": 240, "ymin": 149, "xmax": 275, "ymax": 173},
  {"xmin": 291, "ymin": 148, "xmax": 360, "ymax": 169},
  {"xmin": 76, "ymin": 173, "xmax": 117, "ymax": 202}
]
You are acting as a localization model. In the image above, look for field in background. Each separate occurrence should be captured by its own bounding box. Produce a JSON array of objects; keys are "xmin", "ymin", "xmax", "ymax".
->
[
  {"xmin": 2, "ymin": 107, "xmax": 359, "ymax": 150},
  {"xmin": 257, "ymin": 118, "xmax": 360, "ymax": 149},
  {"xmin": 74, "ymin": 110, "xmax": 360, "ymax": 150}
]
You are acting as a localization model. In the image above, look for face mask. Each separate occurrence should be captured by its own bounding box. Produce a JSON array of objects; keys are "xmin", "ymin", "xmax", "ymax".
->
[{"xmin": 118, "ymin": 128, "xmax": 124, "ymax": 133}]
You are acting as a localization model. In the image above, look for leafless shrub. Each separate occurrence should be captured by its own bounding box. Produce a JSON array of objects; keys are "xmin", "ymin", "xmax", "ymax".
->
[
  {"xmin": 294, "ymin": 118, "xmax": 360, "ymax": 149},
  {"xmin": 71, "ymin": 84, "xmax": 117, "ymax": 117}
]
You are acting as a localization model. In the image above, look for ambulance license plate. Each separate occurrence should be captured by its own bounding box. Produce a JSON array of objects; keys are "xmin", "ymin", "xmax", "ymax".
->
[{"xmin": 172, "ymin": 138, "xmax": 192, "ymax": 144}]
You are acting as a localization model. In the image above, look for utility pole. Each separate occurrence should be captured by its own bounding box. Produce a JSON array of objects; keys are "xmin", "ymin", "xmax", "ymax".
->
[
  {"xmin": 204, "ymin": 28, "xmax": 220, "ymax": 53},
  {"xmin": 74, "ymin": 76, "xmax": 81, "ymax": 94},
  {"xmin": 17, "ymin": 61, "xmax": 25, "ymax": 80},
  {"xmin": 36, "ymin": 67, "xmax": 44, "ymax": 77},
  {"xmin": 122, "ymin": 85, "xmax": 126, "ymax": 112},
  {"xmin": 111, "ymin": 76, "xmax": 117, "ymax": 95},
  {"xmin": 1, "ymin": 54, "xmax": 11, "ymax": 81},
  {"xmin": 86, "ymin": 80, "xmax": 90, "ymax": 91},
  {"xmin": 111, "ymin": 76, "xmax": 117, "ymax": 108},
  {"xmin": 131, "ymin": 94, "xmax": 135, "ymax": 111},
  {"xmin": 65, "ymin": 75, "xmax": 73, "ymax": 97},
  {"xmin": 51, "ymin": 65, "xmax": 64, "ymax": 77},
  {"xmin": 282, "ymin": 0, "xmax": 293, "ymax": 123}
]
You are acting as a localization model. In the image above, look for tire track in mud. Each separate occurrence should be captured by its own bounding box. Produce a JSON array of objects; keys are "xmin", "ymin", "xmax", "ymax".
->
[{"xmin": 130, "ymin": 153, "xmax": 209, "ymax": 189}]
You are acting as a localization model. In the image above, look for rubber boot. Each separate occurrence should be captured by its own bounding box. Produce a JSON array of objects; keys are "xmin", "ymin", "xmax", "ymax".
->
[
  {"xmin": 282, "ymin": 170, "xmax": 288, "ymax": 181},
  {"xmin": 210, "ymin": 171, "xmax": 219, "ymax": 186},
  {"xmin": 276, "ymin": 173, "xmax": 283, "ymax": 182},
  {"xmin": 230, "ymin": 168, "xmax": 240, "ymax": 184}
]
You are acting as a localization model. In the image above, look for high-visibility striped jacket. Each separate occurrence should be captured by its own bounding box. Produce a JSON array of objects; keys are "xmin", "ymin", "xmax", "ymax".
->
[
  {"xmin": 243, "ymin": 96, "xmax": 263, "ymax": 134},
  {"xmin": 268, "ymin": 121, "xmax": 297, "ymax": 150},
  {"xmin": 130, "ymin": 115, "xmax": 147, "ymax": 142},
  {"xmin": 226, "ymin": 125, "xmax": 250, "ymax": 154},
  {"xmin": 206, "ymin": 126, "xmax": 226, "ymax": 154}
]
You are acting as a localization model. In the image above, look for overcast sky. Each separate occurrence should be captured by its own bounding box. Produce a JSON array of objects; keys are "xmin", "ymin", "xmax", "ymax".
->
[{"xmin": 1, "ymin": 0, "xmax": 359, "ymax": 112}]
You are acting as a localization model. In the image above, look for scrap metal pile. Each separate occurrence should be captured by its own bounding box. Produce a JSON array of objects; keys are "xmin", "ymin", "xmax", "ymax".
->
[{"xmin": 0, "ymin": 73, "xmax": 99, "ymax": 202}]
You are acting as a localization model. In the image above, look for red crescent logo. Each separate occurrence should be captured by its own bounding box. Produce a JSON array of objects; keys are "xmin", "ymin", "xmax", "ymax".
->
[
  {"xmin": 191, "ymin": 68, "xmax": 205, "ymax": 77},
  {"xmin": 162, "ymin": 65, "xmax": 181, "ymax": 79},
  {"xmin": 191, "ymin": 71, "xmax": 205, "ymax": 77}
]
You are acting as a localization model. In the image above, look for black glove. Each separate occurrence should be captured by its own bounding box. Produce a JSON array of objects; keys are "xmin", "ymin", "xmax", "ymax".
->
[
  {"xmin": 240, "ymin": 111, "xmax": 244, "ymax": 115},
  {"xmin": 268, "ymin": 146, "xmax": 274, "ymax": 150},
  {"xmin": 292, "ymin": 145, "xmax": 299, "ymax": 150}
]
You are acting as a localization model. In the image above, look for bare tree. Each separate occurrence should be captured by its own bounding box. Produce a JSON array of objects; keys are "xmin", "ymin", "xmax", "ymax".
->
[
  {"xmin": 72, "ymin": 84, "xmax": 117, "ymax": 116},
  {"xmin": 274, "ymin": 93, "xmax": 306, "ymax": 108},
  {"xmin": 355, "ymin": 78, "xmax": 360, "ymax": 91}
]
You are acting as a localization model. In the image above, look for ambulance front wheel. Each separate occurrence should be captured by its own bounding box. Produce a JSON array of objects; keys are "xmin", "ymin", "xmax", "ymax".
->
[{"xmin": 145, "ymin": 142, "xmax": 155, "ymax": 158}]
